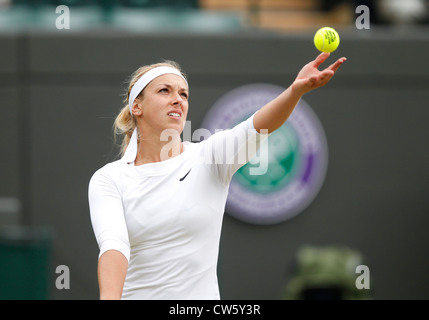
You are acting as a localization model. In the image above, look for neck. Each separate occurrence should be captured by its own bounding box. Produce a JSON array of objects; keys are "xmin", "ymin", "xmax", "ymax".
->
[{"xmin": 134, "ymin": 130, "xmax": 183, "ymax": 166}]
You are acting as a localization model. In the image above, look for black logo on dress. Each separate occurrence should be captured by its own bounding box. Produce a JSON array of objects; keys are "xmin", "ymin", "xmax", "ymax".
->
[{"xmin": 179, "ymin": 169, "xmax": 192, "ymax": 181}]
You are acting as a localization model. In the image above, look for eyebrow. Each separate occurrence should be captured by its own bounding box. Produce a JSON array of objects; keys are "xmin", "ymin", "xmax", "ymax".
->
[{"xmin": 157, "ymin": 83, "xmax": 188, "ymax": 92}]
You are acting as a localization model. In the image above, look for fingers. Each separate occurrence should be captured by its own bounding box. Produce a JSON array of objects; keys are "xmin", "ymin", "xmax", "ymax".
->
[
  {"xmin": 307, "ymin": 75, "xmax": 318, "ymax": 85},
  {"xmin": 298, "ymin": 68, "xmax": 335, "ymax": 94},
  {"xmin": 298, "ymin": 54, "xmax": 346, "ymax": 93},
  {"xmin": 313, "ymin": 52, "xmax": 330, "ymax": 68},
  {"xmin": 328, "ymin": 57, "xmax": 347, "ymax": 73},
  {"xmin": 304, "ymin": 72, "xmax": 330, "ymax": 89},
  {"xmin": 318, "ymin": 70, "xmax": 334, "ymax": 86},
  {"xmin": 308, "ymin": 70, "xmax": 334, "ymax": 89},
  {"xmin": 313, "ymin": 53, "xmax": 347, "ymax": 74},
  {"xmin": 317, "ymin": 57, "xmax": 346, "ymax": 86},
  {"xmin": 320, "ymin": 69, "xmax": 334, "ymax": 80}
]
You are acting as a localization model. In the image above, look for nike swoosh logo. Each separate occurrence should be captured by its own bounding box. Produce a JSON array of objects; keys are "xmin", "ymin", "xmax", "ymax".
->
[{"xmin": 179, "ymin": 169, "xmax": 192, "ymax": 181}]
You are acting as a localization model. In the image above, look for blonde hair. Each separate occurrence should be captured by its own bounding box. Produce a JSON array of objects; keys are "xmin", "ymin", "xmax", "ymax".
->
[{"xmin": 114, "ymin": 60, "xmax": 187, "ymax": 157}]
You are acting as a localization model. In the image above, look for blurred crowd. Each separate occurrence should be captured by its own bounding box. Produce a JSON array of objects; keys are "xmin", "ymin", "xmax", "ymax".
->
[{"xmin": 1, "ymin": 0, "xmax": 428, "ymax": 27}]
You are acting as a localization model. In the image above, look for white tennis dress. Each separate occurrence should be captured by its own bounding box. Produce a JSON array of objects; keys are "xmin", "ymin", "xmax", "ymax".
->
[{"xmin": 88, "ymin": 113, "xmax": 267, "ymax": 299}]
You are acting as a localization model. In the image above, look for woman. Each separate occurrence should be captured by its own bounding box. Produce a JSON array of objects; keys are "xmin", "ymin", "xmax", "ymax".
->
[{"xmin": 89, "ymin": 53, "xmax": 346, "ymax": 300}]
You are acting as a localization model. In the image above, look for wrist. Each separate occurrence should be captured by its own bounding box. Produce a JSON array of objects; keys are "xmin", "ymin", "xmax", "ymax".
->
[{"xmin": 289, "ymin": 81, "xmax": 305, "ymax": 99}]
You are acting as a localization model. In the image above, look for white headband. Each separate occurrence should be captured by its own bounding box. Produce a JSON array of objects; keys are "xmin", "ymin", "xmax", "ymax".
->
[{"xmin": 128, "ymin": 66, "xmax": 188, "ymax": 114}]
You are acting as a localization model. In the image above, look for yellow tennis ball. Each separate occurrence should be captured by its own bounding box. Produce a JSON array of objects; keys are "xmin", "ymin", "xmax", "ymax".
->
[{"xmin": 314, "ymin": 27, "xmax": 340, "ymax": 53}]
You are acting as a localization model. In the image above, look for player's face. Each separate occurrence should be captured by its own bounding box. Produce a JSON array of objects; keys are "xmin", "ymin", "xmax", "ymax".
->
[{"xmin": 138, "ymin": 74, "xmax": 189, "ymax": 135}]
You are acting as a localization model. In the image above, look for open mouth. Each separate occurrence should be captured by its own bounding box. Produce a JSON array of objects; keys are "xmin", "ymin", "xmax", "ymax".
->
[{"xmin": 168, "ymin": 112, "xmax": 181, "ymax": 119}]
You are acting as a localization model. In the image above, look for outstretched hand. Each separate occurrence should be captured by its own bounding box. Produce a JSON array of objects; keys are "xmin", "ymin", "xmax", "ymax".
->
[{"xmin": 292, "ymin": 52, "xmax": 347, "ymax": 96}]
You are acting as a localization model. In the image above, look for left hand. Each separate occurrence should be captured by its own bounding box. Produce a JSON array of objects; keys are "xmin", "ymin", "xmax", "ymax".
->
[{"xmin": 292, "ymin": 52, "xmax": 347, "ymax": 96}]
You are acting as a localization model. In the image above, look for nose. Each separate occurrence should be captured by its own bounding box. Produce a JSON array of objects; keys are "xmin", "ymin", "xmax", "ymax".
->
[{"xmin": 172, "ymin": 92, "xmax": 183, "ymax": 106}]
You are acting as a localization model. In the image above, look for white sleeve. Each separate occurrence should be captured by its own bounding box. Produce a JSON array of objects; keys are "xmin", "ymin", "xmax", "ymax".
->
[
  {"xmin": 203, "ymin": 111, "xmax": 270, "ymax": 185},
  {"xmin": 88, "ymin": 167, "xmax": 130, "ymax": 262}
]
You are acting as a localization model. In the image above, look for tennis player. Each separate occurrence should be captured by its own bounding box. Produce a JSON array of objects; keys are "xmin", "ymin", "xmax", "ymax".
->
[{"xmin": 88, "ymin": 53, "xmax": 346, "ymax": 300}]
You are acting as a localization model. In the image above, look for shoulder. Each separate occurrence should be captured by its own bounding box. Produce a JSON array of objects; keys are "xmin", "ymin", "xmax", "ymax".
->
[{"xmin": 89, "ymin": 159, "xmax": 126, "ymax": 189}]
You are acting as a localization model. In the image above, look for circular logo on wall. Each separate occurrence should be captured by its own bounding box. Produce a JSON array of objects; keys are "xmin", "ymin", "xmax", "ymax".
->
[{"xmin": 201, "ymin": 84, "xmax": 329, "ymax": 225}]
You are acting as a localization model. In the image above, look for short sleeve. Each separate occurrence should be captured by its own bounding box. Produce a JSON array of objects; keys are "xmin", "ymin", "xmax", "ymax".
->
[{"xmin": 88, "ymin": 167, "xmax": 130, "ymax": 262}]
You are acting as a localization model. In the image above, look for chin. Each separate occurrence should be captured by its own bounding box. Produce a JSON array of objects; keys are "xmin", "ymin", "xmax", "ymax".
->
[{"xmin": 160, "ymin": 126, "xmax": 183, "ymax": 138}]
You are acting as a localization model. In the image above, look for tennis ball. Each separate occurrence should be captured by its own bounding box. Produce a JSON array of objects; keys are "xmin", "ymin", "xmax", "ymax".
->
[{"xmin": 314, "ymin": 27, "xmax": 340, "ymax": 53}]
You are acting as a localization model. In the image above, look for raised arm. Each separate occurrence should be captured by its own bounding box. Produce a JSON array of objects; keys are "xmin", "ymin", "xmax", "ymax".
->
[{"xmin": 253, "ymin": 52, "xmax": 346, "ymax": 133}]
